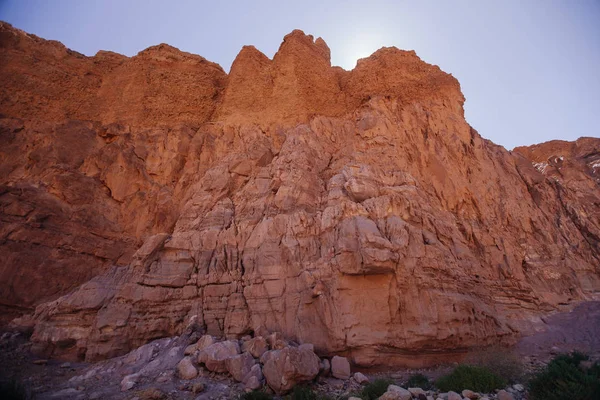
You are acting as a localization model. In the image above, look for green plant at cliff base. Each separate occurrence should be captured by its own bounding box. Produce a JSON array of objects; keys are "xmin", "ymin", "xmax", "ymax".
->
[
  {"xmin": 360, "ymin": 378, "xmax": 394, "ymax": 400},
  {"xmin": 435, "ymin": 365, "xmax": 506, "ymax": 393},
  {"xmin": 406, "ymin": 373, "xmax": 432, "ymax": 390},
  {"xmin": 287, "ymin": 385, "xmax": 318, "ymax": 400},
  {"xmin": 239, "ymin": 390, "xmax": 274, "ymax": 400},
  {"xmin": 465, "ymin": 346, "xmax": 524, "ymax": 383},
  {"xmin": 528, "ymin": 352, "xmax": 600, "ymax": 400}
]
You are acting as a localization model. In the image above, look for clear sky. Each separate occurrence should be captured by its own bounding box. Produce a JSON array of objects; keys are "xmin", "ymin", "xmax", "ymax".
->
[{"xmin": 1, "ymin": 0, "xmax": 598, "ymax": 150}]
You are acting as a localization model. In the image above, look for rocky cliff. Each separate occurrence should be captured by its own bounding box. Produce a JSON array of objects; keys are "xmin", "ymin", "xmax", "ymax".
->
[{"xmin": 1, "ymin": 22, "xmax": 598, "ymax": 366}]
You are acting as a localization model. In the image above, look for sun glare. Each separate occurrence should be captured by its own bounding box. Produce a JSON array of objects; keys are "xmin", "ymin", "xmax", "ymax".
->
[{"xmin": 337, "ymin": 32, "xmax": 384, "ymax": 70}]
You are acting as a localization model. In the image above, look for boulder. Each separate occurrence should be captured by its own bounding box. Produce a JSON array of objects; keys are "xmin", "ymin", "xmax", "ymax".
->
[
  {"xmin": 260, "ymin": 350, "xmax": 276, "ymax": 365},
  {"xmin": 331, "ymin": 355, "xmax": 351, "ymax": 379},
  {"xmin": 462, "ymin": 389, "xmax": 479, "ymax": 399},
  {"xmin": 263, "ymin": 346, "xmax": 320, "ymax": 394},
  {"xmin": 198, "ymin": 340, "xmax": 240, "ymax": 373},
  {"xmin": 243, "ymin": 364, "xmax": 264, "ymax": 390},
  {"xmin": 497, "ymin": 390, "xmax": 515, "ymax": 400},
  {"xmin": 244, "ymin": 375, "xmax": 262, "ymax": 390},
  {"xmin": 353, "ymin": 372, "xmax": 369, "ymax": 384},
  {"xmin": 379, "ymin": 385, "xmax": 411, "ymax": 400},
  {"xmin": 226, "ymin": 352, "xmax": 256, "ymax": 382},
  {"xmin": 177, "ymin": 357, "xmax": 198, "ymax": 380},
  {"xmin": 409, "ymin": 387, "xmax": 426, "ymax": 396},
  {"xmin": 191, "ymin": 382, "xmax": 205, "ymax": 393},
  {"xmin": 298, "ymin": 343, "xmax": 314, "ymax": 352},
  {"xmin": 196, "ymin": 335, "xmax": 216, "ymax": 351},
  {"xmin": 266, "ymin": 332, "xmax": 284, "ymax": 348},
  {"xmin": 120, "ymin": 373, "xmax": 139, "ymax": 391},
  {"xmin": 447, "ymin": 392, "xmax": 462, "ymax": 400},
  {"xmin": 242, "ymin": 336, "xmax": 269, "ymax": 358},
  {"xmin": 184, "ymin": 343, "xmax": 197, "ymax": 355},
  {"xmin": 512, "ymin": 384, "xmax": 524, "ymax": 392},
  {"xmin": 320, "ymin": 358, "xmax": 331, "ymax": 376}
]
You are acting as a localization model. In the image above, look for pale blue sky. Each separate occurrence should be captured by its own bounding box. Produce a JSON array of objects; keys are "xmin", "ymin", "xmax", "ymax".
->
[{"xmin": 1, "ymin": 0, "xmax": 598, "ymax": 150}]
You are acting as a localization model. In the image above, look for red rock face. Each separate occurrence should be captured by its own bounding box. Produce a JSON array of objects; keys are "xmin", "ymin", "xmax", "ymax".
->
[{"xmin": 0, "ymin": 22, "xmax": 598, "ymax": 365}]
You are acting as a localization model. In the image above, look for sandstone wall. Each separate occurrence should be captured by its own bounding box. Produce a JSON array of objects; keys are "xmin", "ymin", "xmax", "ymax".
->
[{"xmin": 0, "ymin": 22, "xmax": 598, "ymax": 365}]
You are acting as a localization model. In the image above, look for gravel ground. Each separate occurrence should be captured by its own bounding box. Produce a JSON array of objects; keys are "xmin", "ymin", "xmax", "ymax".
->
[{"xmin": 516, "ymin": 301, "xmax": 600, "ymax": 363}]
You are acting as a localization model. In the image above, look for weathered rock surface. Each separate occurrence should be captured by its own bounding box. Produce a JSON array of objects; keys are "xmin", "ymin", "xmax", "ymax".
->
[
  {"xmin": 353, "ymin": 372, "xmax": 369, "ymax": 384},
  {"xmin": 225, "ymin": 351, "xmax": 255, "ymax": 382},
  {"xmin": 462, "ymin": 389, "xmax": 479, "ymax": 399},
  {"xmin": 1, "ymin": 22, "xmax": 599, "ymax": 366},
  {"xmin": 447, "ymin": 392, "xmax": 462, "ymax": 400},
  {"xmin": 380, "ymin": 385, "xmax": 412, "ymax": 400},
  {"xmin": 262, "ymin": 346, "xmax": 320, "ymax": 394},
  {"xmin": 331, "ymin": 355, "xmax": 351, "ymax": 379},
  {"xmin": 242, "ymin": 363, "xmax": 264, "ymax": 390},
  {"xmin": 409, "ymin": 387, "xmax": 426, "ymax": 397},
  {"xmin": 242, "ymin": 336, "xmax": 269, "ymax": 358},
  {"xmin": 198, "ymin": 340, "xmax": 240, "ymax": 373},
  {"xmin": 177, "ymin": 356, "xmax": 198, "ymax": 380},
  {"xmin": 496, "ymin": 390, "xmax": 515, "ymax": 400}
]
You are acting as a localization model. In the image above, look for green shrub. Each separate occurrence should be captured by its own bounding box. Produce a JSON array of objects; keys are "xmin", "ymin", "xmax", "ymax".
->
[
  {"xmin": 435, "ymin": 365, "xmax": 506, "ymax": 393},
  {"xmin": 360, "ymin": 378, "xmax": 393, "ymax": 400},
  {"xmin": 239, "ymin": 390, "xmax": 274, "ymax": 400},
  {"xmin": 284, "ymin": 385, "xmax": 335, "ymax": 400},
  {"xmin": 466, "ymin": 346, "xmax": 524, "ymax": 383},
  {"xmin": 528, "ymin": 352, "xmax": 600, "ymax": 400},
  {"xmin": 288, "ymin": 385, "xmax": 317, "ymax": 400},
  {"xmin": 406, "ymin": 373, "xmax": 432, "ymax": 390}
]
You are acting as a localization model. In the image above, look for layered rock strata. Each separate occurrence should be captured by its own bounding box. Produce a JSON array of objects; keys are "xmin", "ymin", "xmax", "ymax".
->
[{"xmin": 0, "ymin": 22, "xmax": 598, "ymax": 365}]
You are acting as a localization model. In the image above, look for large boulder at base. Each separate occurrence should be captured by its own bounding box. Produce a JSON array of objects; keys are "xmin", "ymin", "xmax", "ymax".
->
[
  {"xmin": 196, "ymin": 335, "xmax": 216, "ymax": 351},
  {"xmin": 379, "ymin": 385, "xmax": 412, "ymax": 400},
  {"xmin": 353, "ymin": 372, "xmax": 369, "ymax": 384},
  {"xmin": 262, "ymin": 346, "xmax": 320, "ymax": 394},
  {"xmin": 177, "ymin": 357, "xmax": 198, "ymax": 380},
  {"xmin": 331, "ymin": 355, "xmax": 351, "ymax": 379},
  {"xmin": 243, "ymin": 364, "xmax": 264, "ymax": 390},
  {"xmin": 226, "ymin": 351, "xmax": 256, "ymax": 382},
  {"xmin": 242, "ymin": 336, "xmax": 269, "ymax": 358},
  {"xmin": 198, "ymin": 340, "xmax": 240, "ymax": 373}
]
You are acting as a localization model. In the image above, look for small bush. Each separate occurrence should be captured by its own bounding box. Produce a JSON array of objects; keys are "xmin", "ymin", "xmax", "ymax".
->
[
  {"xmin": 528, "ymin": 352, "xmax": 600, "ymax": 400},
  {"xmin": 406, "ymin": 373, "xmax": 432, "ymax": 390},
  {"xmin": 288, "ymin": 385, "xmax": 317, "ymax": 400},
  {"xmin": 466, "ymin": 346, "xmax": 524, "ymax": 383},
  {"xmin": 435, "ymin": 365, "xmax": 506, "ymax": 393},
  {"xmin": 239, "ymin": 390, "xmax": 274, "ymax": 400},
  {"xmin": 360, "ymin": 378, "xmax": 393, "ymax": 400}
]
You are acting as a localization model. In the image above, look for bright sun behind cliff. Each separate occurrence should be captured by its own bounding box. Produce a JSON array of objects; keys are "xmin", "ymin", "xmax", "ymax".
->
[{"xmin": 337, "ymin": 32, "xmax": 384, "ymax": 70}]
